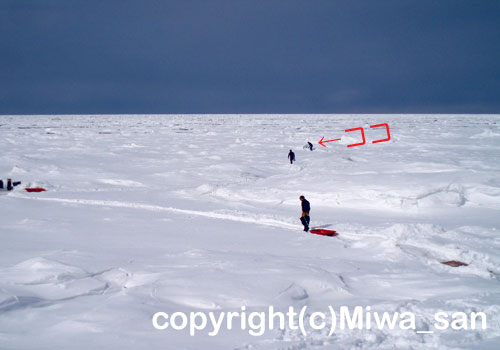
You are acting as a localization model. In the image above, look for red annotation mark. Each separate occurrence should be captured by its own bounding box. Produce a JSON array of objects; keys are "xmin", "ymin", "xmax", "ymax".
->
[
  {"xmin": 345, "ymin": 127, "xmax": 366, "ymax": 148},
  {"xmin": 370, "ymin": 123, "xmax": 391, "ymax": 143},
  {"xmin": 318, "ymin": 136, "xmax": 341, "ymax": 147},
  {"xmin": 318, "ymin": 123, "xmax": 391, "ymax": 148}
]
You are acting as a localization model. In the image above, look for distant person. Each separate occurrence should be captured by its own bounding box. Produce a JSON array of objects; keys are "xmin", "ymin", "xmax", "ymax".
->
[
  {"xmin": 288, "ymin": 150, "xmax": 295, "ymax": 164},
  {"xmin": 299, "ymin": 195, "xmax": 310, "ymax": 232},
  {"xmin": 307, "ymin": 142, "xmax": 313, "ymax": 151}
]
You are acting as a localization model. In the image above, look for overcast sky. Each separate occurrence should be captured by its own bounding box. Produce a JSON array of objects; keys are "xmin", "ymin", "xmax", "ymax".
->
[{"xmin": 1, "ymin": 0, "xmax": 499, "ymax": 114}]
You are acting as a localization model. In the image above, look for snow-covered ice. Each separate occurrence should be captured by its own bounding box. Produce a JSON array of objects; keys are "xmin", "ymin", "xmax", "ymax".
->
[{"xmin": 1, "ymin": 114, "xmax": 499, "ymax": 349}]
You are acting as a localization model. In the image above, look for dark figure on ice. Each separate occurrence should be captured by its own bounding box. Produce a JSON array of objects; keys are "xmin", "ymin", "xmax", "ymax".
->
[
  {"xmin": 307, "ymin": 142, "xmax": 313, "ymax": 151},
  {"xmin": 288, "ymin": 150, "xmax": 295, "ymax": 164},
  {"xmin": 299, "ymin": 195, "xmax": 310, "ymax": 232},
  {"xmin": 0, "ymin": 179, "xmax": 21, "ymax": 191}
]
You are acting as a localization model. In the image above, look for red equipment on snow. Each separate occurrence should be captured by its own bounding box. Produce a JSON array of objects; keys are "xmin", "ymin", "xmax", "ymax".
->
[
  {"xmin": 309, "ymin": 229, "xmax": 338, "ymax": 237},
  {"xmin": 25, "ymin": 188, "xmax": 47, "ymax": 193}
]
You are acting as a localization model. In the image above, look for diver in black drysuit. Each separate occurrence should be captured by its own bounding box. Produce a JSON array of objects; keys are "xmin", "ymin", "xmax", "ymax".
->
[{"xmin": 288, "ymin": 150, "xmax": 295, "ymax": 164}]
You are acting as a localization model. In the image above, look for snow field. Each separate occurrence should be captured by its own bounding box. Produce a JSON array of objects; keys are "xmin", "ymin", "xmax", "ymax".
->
[{"xmin": 1, "ymin": 114, "xmax": 500, "ymax": 349}]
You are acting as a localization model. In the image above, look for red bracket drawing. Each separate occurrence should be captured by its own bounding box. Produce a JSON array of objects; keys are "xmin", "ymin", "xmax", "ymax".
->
[
  {"xmin": 370, "ymin": 123, "xmax": 391, "ymax": 143},
  {"xmin": 345, "ymin": 127, "xmax": 366, "ymax": 147}
]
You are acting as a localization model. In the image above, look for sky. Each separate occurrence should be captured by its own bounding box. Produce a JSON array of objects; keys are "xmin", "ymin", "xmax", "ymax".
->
[{"xmin": 1, "ymin": 0, "xmax": 499, "ymax": 114}]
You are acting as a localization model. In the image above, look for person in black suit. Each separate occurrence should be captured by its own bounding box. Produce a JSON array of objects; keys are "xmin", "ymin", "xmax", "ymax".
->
[{"xmin": 299, "ymin": 195, "xmax": 310, "ymax": 232}]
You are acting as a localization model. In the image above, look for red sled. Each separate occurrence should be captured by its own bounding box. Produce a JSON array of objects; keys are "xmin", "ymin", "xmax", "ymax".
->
[
  {"xmin": 25, "ymin": 188, "xmax": 47, "ymax": 193},
  {"xmin": 309, "ymin": 229, "xmax": 338, "ymax": 237}
]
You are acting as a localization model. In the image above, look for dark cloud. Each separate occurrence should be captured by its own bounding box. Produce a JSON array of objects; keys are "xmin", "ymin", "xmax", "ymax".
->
[{"xmin": 1, "ymin": 0, "xmax": 499, "ymax": 114}]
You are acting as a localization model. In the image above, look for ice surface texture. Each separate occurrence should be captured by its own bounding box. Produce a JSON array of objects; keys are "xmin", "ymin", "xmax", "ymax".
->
[{"xmin": 0, "ymin": 114, "xmax": 500, "ymax": 349}]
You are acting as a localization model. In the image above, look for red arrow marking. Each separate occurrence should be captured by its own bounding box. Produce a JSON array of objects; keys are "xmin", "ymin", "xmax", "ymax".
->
[{"xmin": 318, "ymin": 136, "xmax": 341, "ymax": 147}]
